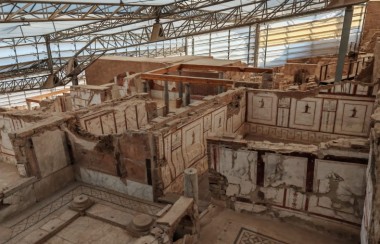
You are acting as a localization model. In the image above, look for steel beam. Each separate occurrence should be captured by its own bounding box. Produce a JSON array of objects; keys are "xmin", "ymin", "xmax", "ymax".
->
[
  {"xmin": 0, "ymin": 1, "xmax": 174, "ymax": 22},
  {"xmin": 334, "ymin": 6, "xmax": 354, "ymax": 82},
  {"xmin": 0, "ymin": 0, "xmax": 367, "ymax": 93},
  {"xmin": 0, "ymin": 46, "xmax": 185, "ymax": 93},
  {"xmin": 44, "ymin": 35, "xmax": 54, "ymax": 74}
]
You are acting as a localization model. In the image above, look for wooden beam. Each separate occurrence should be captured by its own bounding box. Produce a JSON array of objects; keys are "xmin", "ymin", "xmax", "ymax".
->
[
  {"xmin": 148, "ymin": 64, "xmax": 182, "ymax": 75},
  {"xmin": 180, "ymin": 64, "xmax": 273, "ymax": 73},
  {"xmin": 25, "ymin": 88, "xmax": 70, "ymax": 103},
  {"xmin": 140, "ymin": 73, "xmax": 234, "ymax": 86}
]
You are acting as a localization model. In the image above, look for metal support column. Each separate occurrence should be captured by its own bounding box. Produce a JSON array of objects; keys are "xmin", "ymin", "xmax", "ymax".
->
[
  {"xmin": 247, "ymin": 26, "xmax": 252, "ymax": 65},
  {"xmin": 335, "ymin": 6, "xmax": 353, "ymax": 82},
  {"xmin": 254, "ymin": 24, "xmax": 260, "ymax": 67},
  {"xmin": 164, "ymin": 80, "xmax": 169, "ymax": 115},
  {"xmin": 44, "ymin": 35, "xmax": 54, "ymax": 74}
]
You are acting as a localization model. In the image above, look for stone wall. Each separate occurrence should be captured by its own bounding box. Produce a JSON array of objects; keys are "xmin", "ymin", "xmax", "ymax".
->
[
  {"xmin": 10, "ymin": 115, "xmax": 72, "ymax": 178},
  {"xmin": 1, "ymin": 115, "xmax": 75, "ymax": 221},
  {"xmin": 362, "ymin": 88, "xmax": 380, "ymax": 243},
  {"xmin": 208, "ymin": 137, "xmax": 368, "ymax": 226},
  {"xmin": 0, "ymin": 112, "xmax": 48, "ymax": 166},
  {"xmin": 360, "ymin": 1, "xmax": 380, "ymax": 52}
]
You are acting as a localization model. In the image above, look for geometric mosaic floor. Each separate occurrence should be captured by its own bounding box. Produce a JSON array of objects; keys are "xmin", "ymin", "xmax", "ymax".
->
[
  {"xmin": 234, "ymin": 227, "xmax": 288, "ymax": 244},
  {"xmin": 6, "ymin": 184, "xmax": 163, "ymax": 242}
]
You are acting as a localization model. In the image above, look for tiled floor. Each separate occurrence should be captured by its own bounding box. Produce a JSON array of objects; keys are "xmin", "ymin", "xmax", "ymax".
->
[
  {"xmin": 2, "ymin": 184, "xmax": 164, "ymax": 243},
  {"xmin": 45, "ymin": 217, "xmax": 134, "ymax": 244},
  {"xmin": 234, "ymin": 228, "xmax": 286, "ymax": 244},
  {"xmin": 199, "ymin": 205, "xmax": 358, "ymax": 244}
]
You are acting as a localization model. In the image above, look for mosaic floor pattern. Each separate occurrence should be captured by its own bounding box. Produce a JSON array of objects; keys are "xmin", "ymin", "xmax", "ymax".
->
[
  {"xmin": 234, "ymin": 227, "xmax": 288, "ymax": 244},
  {"xmin": 7, "ymin": 184, "xmax": 163, "ymax": 241}
]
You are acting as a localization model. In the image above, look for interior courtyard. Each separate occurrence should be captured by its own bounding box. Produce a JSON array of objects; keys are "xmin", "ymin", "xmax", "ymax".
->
[{"xmin": 0, "ymin": 0, "xmax": 380, "ymax": 243}]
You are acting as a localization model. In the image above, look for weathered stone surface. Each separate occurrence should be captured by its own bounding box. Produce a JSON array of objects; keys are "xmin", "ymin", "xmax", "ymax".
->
[
  {"xmin": 132, "ymin": 214, "xmax": 154, "ymax": 231},
  {"xmin": 33, "ymin": 166, "xmax": 74, "ymax": 201},
  {"xmin": 86, "ymin": 203, "xmax": 134, "ymax": 227},
  {"xmin": 32, "ymin": 129, "xmax": 70, "ymax": 178},
  {"xmin": 70, "ymin": 194, "xmax": 94, "ymax": 212},
  {"xmin": 40, "ymin": 218, "xmax": 65, "ymax": 232},
  {"xmin": 157, "ymin": 197, "xmax": 193, "ymax": 227}
]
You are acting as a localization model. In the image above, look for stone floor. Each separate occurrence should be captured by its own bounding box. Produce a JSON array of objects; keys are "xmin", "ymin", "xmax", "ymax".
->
[
  {"xmin": 45, "ymin": 216, "xmax": 134, "ymax": 244},
  {"xmin": 1, "ymin": 183, "xmax": 165, "ymax": 244},
  {"xmin": 199, "ymin": 205, "xmax": 357, "ymax": 244}
]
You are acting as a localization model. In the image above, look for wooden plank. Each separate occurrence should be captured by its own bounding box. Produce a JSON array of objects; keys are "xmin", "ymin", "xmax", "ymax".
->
[
  {"xmin": 180, "ymin": 64, "xmax": 273, "ymax": 73},
  {"xmin": 140, "ymin": 73, "xmax": 234, "ymax": 85},
  {"xmin": 25, "ymin": 88, "xmax": 70, "ymax": 103},
  {"xmin": 149, "ymin": 64, "xmax": 181, "ymax": 74}
]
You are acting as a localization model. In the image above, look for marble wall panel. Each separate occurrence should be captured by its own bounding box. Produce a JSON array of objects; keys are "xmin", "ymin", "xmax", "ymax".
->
[
  {"xmin": 213, "ymin": 144, "xmax": 367, "ymax": 224},
  {"xmin": 264, "ymin": 153, "xmax": 307, "ymax": 190},
  {"xmin": 309, "ymin": 159, "xmax": 366, "ymax": 223},
  {"xmin": 79, "ymin": 167, "xmax": 153, "ymax": 201},
  {"xmin": 219, "ymin": 148, "xmax": 257, "ymax": 196}
]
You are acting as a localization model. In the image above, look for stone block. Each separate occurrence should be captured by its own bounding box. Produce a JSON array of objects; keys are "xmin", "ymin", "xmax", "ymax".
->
[
  {"xmin": 86, "ymin": 203, "xmax": 134, "ymax": 227},
  {"xmin": 40, "ymin": 218, "xmax": 65, "ymax": 232}
]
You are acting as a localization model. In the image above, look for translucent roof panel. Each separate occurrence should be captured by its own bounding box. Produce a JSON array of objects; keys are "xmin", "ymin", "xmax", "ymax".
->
[
  {"xmin": 7, "ymin": 0, "xmax": 177, "ymax": 6},
  {"xmin": 0, "ymin": 21, "xmax": 96, "ymax": 39}
]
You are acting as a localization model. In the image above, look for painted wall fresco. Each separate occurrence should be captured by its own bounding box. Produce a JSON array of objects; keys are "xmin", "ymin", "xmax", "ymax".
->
[
  {"xmin": 79, "ymin": 101, "xmax": 148, "ymax": 135},
  {"xmin": 158, "ymin": 92, "xmax": 246, "ymax": 194},
  {"xmin": 247, "ymin": 91, "xmax": 374, "ymax": 138}
]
